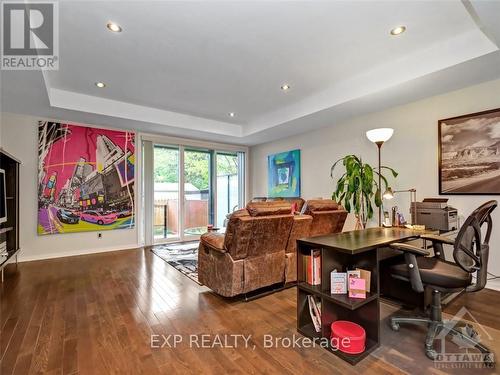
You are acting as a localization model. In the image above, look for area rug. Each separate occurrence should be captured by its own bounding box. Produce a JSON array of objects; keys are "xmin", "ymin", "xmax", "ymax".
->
[
  {"xmin": 374, "ymin": 303, "xmax": 499, "ymax": 374},
  {"xmin": 151, "ymin": 242, "xmax": 201, "ymax": 285}
]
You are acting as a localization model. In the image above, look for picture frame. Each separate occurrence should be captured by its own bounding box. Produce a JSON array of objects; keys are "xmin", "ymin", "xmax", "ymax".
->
[
  {"xmin": 439, "ymin": 108, "xmax": 500, "ymax": 195},
  {"xmin": 267, "ymin": 149, "xmax": 301, "ymax": 198},
  {"xmin": 37, "ymin": 121, "xmax": 136, "ymax": 235}
]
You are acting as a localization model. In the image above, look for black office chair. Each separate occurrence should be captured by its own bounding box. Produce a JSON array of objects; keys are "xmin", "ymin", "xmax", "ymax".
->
[{"xmin": 388, "ymin": 200, "xmax": 497, "ymax": 364}]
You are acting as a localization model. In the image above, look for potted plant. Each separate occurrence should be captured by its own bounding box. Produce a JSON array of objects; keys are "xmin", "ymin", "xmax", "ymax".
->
[{"xmin": 331, "ymin": 155, "xmax": 397, "ymax": 228}]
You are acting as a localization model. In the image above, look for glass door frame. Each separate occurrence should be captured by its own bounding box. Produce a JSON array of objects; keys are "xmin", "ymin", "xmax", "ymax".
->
[
  {"xmin": 144, "ymin": 134, "xmax": 248, "ymax": 246},
  {"xmin": 152, "ymin": 143, "xmax": 181, "ymax": 244},
  {"xmin": 213, "ymin": 150, "xmax": 245, "ymax": 228},
  {"xmin": 182, "ymin": 146, "xmax": 214, "ymax": 242},
  {"xmin": 152, "ymin": 144, "xmax": 182, "ymax": 243}
]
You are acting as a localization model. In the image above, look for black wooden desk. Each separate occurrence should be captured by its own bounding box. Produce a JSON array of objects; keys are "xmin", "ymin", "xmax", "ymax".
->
[{"xmin": 296, "ymin": 227, "xmax": 423, "ymax": 365}]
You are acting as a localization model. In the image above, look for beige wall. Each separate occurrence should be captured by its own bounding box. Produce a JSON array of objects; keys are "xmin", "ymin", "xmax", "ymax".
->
[
  {"xmin": 250, "ymin": 78, "xmax": 500, "ymax": 275},
  {"xmin": 0, "ymin": 112, "xmax": 139, "ymax": 261}
]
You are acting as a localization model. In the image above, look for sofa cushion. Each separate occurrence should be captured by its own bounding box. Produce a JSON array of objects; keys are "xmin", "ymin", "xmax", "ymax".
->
[
  {"xmin": 306, "ymin": 199, "xmax": 339, "ymax": 212},
  {"xmin": 309, "ymin": 210, "xmax": 348, "ymax": 236},
  {"xmin": 286, "ymin": 214, "xmax": 313, "ymax": 254},
  {"xmin": 246, "ymin": 201, "xmax": 292, "ymax": 216},
  {"xmin": 227, "ymin": 208, "xmax": 250, "ymax": 219}
]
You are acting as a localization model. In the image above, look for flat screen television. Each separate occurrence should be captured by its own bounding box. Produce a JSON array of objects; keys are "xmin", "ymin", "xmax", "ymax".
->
[{"xmin": 0, "ymin": 168, "xmax": 6, "ymax": 224}]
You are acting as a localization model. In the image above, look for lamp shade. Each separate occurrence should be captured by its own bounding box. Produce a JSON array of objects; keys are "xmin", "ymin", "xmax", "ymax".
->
[
  {"xmin": 383, "ymin": 187, "xmax": 394, "ymax": 200},
  {"xmin": 366, "ymin": 128, "xmax": 394, "ymax": 143}
]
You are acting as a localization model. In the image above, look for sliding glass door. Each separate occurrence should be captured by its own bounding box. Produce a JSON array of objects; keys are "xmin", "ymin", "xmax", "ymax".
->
[
  {"xmin": 183, "ymin": 149, "xmax": 212, "ymax": 239},
  {"xmin": 153, "ymin": 145, "xmax": 180, "ymax": 241},
  {"xmin": 150, "ymin": 143, "xmax": 245, "ymax": 244},
  {"xmin": 216, "ymin": 152, "xmax": 244, "ymax": 228}
]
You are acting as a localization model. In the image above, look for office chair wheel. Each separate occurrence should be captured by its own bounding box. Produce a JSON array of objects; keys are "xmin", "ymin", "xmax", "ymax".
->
[
  {"xmin": 484, "ymin": 353, "xmax": 495, "ymax": 366},
  {"xmin": 425, "ymin": 348, "xmax": 438, "ymax": 360},
  {"xmin": 464, "ymin": 324, "xmax": 479, "ymax": 340},
  {"xmin": 390, "ymin": 321, "xmax": 400, "ymax": 332}
]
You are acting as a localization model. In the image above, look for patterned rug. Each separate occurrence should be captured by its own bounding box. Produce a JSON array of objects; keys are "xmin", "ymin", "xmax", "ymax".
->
[{"xmin": 151, "ymin": 242, "xmax": 201, "ymax": 285}]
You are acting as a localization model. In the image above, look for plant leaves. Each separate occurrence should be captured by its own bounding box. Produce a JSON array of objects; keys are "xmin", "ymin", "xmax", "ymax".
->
[
  {"xmin": 330, "ymin": 156, "xmax": 347, "ymax": 177},
  {"xmin": 331, "ymin": 154, "xmax": 396, "ymax": 222},
  {"xmin": 354, "ymin": 190, "xmax": 361, "ymax": 214},
  {"xmin": 381, "ymin": 166, "xmax": 398, "ymax": 178},
  {"xmin": 366, "ymin": 199, "xmax": 374, "ymax": 219},
  {"xmin": 373, "ymin": 170, "xmax": 389, "ymax": 190},
  {"xmin": 374, "ymin": 188, "xmax": 382, "ymax": 207},
  {"xmin": 344, "ymin": 191, "xmax": 352, "ymax": 212}
]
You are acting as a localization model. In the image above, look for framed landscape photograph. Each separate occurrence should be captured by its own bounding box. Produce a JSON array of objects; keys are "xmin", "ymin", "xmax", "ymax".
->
[{"xmin": 439, "ymin": 108, "xmax": 500, "ymax": 194}]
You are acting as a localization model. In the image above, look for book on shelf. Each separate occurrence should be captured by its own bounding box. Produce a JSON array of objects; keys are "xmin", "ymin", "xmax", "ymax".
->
[
  {"xmin": 330, "ymin": 269, "xmax": 347, "ymax": 294},
  {"xmin": 304, "ymin": 249, "xmax": 321, "ymax": 285},
  {"xmin": 307, "ymin": 295, "xmax": 322, "ymax": 333}
]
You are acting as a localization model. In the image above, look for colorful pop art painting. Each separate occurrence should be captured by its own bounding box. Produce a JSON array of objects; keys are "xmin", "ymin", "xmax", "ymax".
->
[
  {"xmin": 38, "ymin": 121, "xmax": 135, "ymax": 235},
  {"xmin": 267, "ymin": 149, "xmax": 301, "ymax": 197}
]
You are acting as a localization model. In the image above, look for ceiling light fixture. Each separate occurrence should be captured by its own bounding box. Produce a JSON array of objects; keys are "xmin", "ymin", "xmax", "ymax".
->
[
  {"xmin": 390, "ymin": 25, "xmax": 406, "ymax": 36},
  {"xmin": 228, "ymin": 112, "xmax": 236, "ymax": 117},
  {"xmin": 281, "ymin": 84, "xmax": 290, "ymax": 91},
  {"xmin": 95, "ymin": 82, "xmax": 106, "ymax": 88},
  {"xmin": 107, "ymin": 22, "xmax": 122, "ymax": 33}
]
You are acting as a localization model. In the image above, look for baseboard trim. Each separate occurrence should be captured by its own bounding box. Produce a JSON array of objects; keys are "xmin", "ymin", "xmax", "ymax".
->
[
  {"xmin": 17, "ymin": 243, "xmax": 140, "ymax": 262},
  {"xmin": 486, "ymin": 279, "xmax": 500, "ymax": 291}
]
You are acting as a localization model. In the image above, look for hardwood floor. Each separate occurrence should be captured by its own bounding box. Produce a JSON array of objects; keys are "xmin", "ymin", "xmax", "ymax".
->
[{"xmin": 0, "ymin": 247, "xmax": 498, "ymax": 374}]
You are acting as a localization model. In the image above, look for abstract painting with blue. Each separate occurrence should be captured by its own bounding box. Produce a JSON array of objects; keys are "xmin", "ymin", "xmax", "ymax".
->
[{"xmin": 267, "ymin": 149, "xmax": 301, "ymax": 197}]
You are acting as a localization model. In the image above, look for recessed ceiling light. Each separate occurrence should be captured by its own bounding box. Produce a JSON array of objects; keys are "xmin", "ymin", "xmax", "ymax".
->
[
  {"xmin": 281, "ymin": 84, "xmax": 290, "ymax": 91},
  {"xmin": 228, "ymin": 112, "xmax": 236, "ymax": 117},
  {"xmin": 390, "ymin": 25, "xmax": 406, "ymax": 36},
  {"xmin": 107, "ymin": 22, "xmax": 122, "ymax": 33},
  {"xmin": 95, "ymin": 82, "xmax": 106, "ymax": 88}
]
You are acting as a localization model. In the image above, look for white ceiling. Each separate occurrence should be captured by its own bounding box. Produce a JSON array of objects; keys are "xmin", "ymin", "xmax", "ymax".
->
[{"xmin": 2, "ymin": 0, "xmax": 500, "ymax": 145}]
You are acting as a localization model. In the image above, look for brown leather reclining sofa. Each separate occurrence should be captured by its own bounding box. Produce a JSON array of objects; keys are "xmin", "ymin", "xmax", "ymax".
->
[{"xmin": 198, "ymin": 199, "xmax": 347, "ymax": 297}]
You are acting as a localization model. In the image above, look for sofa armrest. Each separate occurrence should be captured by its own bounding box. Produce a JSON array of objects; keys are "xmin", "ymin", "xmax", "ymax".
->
[{"xmin": 200, "ymin": 232, "xmax": 226, "ymax": 253}]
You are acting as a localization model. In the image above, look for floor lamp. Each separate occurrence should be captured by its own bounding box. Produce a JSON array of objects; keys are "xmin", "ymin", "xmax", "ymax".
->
[{"xmin": 366, "ymin": 128, "xmax": 394, "ymax": 226}]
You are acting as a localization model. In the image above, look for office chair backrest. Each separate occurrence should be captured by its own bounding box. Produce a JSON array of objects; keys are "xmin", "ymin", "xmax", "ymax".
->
[{"xmin": 453, "ymin": 200, "xmax": 497, "ymax": 292}]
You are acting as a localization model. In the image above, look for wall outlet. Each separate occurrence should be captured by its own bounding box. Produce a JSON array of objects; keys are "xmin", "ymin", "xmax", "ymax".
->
[{"xmin": 98, "ymin": 233, "xmax": 102, "ymax": 239}]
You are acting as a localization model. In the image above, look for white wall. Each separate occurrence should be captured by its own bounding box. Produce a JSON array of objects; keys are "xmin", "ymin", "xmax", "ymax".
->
[
  {"xmin": 250, "ymin": 78, "xmax": 500, "ymax": 276},
  {"xmin": 0, "ymin": 112, "xmax": 139, "ymax": 261}
]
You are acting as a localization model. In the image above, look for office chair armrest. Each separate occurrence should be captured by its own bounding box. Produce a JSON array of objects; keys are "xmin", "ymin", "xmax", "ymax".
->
[
  {"xmin": 420, "ymin": 234, "xmax": 455, "ymax": 246},
  {"xmin": 390, "ymin": 243, "xmax": 430, "ymax": 256},
  {"xmin": 390, "ymin": 243, "xmax": 426, "ymax": 293}
]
